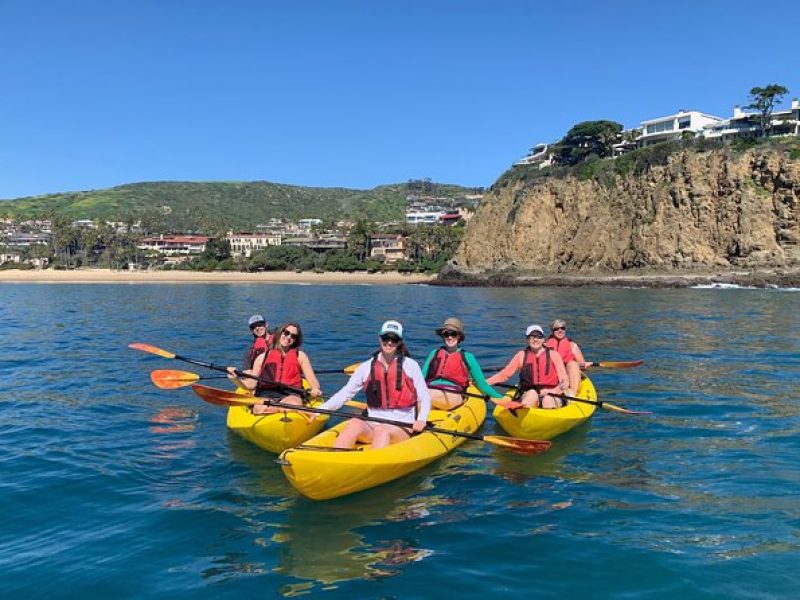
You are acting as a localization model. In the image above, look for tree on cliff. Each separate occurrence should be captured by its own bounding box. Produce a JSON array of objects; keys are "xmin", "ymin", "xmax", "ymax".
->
[
  {"xmin": 747, "ymin": 84, "xmax": 789, "ymax": 138},
  {"xmin": 552, "ymin": 120, "xmax": 623, "ymax": 165}
]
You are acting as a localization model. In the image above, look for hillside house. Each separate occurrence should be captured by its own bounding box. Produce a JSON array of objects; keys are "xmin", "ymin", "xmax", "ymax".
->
[
  {"xmin": 226, "ymin": 231, "xmax": 282, "ymax": 258},
  {"xmin": 369, "ymin": 234, "xmax": 408, "ymax": 264},
  {"xmin": 137, "ymin": 235, "xmax": 210, "ymax": 256}
]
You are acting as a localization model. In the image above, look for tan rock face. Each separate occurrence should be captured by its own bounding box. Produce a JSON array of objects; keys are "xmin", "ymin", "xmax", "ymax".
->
[{"xmin": 454, "ymin": 148, "xmax": 800, "ymax": 274}]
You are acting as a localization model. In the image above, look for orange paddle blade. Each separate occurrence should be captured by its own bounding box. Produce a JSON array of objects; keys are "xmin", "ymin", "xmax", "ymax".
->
[
  {"xmin": 484, "ymin": 436, "xmax": 551, "ymax": 455},
  {"xmin": 191, "ymin": 383, "xmax": 260, "ymax": 407},
  {"xmin": 343, "ymin": 362, "xmax": 361, "ymax": 375},
  {"xmin": 129, "ymin": 343, "xmax": 176, "ymax": 359},
  {"xmin": 150, "ymin": 369, "xmax": 199, "ymax": 389},
  {"xmin": 595, "ymin": 360, "xmax": 644, "ymax": 369}
]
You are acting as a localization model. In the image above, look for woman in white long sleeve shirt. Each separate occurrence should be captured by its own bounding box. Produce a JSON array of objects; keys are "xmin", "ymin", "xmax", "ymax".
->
[{"xmin": 317, "ymin": 320, "xmax": 431, "ymax": 450}]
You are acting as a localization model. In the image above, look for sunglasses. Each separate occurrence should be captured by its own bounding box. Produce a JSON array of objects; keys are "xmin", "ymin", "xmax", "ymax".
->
[
  {"xmin": 441, "ymin": 330, "xmax": 459, "ymax": 339},
  {"xmin": 250, "ymin": 322, "xmax": 266, "ymax": 329},
  {"xmin": 527, "ymin": 333, "xmax": 544, "ymax": 339},
  {"xmin": 380, "ymin": 334, "xmax": 401, "ymax": 344},
  {"xmin": 281, "ymin": 330, "xmax": 298, "ymax": 339},
  {"xmin": 552, "ymin": 326, "xmax": 566, "ymax": 332}
]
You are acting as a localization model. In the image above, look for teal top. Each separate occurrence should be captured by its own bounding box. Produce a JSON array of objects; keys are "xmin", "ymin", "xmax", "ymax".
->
[{"xmin": 421, "ymin": 346, "xmax": 505, "ymax": 399}]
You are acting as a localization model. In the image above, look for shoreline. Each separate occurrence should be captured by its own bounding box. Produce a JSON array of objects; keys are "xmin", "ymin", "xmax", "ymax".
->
[
  {"xmin": 432, "ymin": 267, "xmax": 800, "ymax": 289},
  {"xmin": 0, "ymin": 268, "xmax": 437, "ymax": 285},
  {"xmin": 2, "ymin": 266, "xmax": 799, "ymax": 288}
]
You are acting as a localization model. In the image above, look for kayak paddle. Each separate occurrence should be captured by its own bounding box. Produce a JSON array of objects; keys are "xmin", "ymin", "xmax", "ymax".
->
[
  {"xmin": 130, "ymin": 342, "xmax": 312, "ymax": 398},
  {"xmin": 190, "ymin": 383, "xmax": 551, "ymax": 455},
  {"xmin": 492, "ymin": 383, "xmax": 650, "ymax": 415}
]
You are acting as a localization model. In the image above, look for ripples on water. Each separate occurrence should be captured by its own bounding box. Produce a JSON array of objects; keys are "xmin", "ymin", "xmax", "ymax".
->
[{"xmin": 0, "ymin": 283, "xmax": 798, "ymax": 598}]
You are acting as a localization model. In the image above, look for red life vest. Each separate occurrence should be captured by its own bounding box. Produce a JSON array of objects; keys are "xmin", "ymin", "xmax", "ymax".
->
[
  {"xmin": 244, "ymin": 336, "xmax": 269, "ymax": 371},
  {"xmin": 260, "ymin": 347, "xmax": 302, "ymax": 388},
  {"xmin": 425, "ymin": 347, "xmax": 470, "ymax": 390},
  {"xmin": 546, "ymin": 336, "xmax": 576, "ymax": 364},
  {"xmin": 519, "ymin": 347, "xmax": 560, "ymax": 389},
  {"xmin": 363, "ymin": 353, "xmax": 417, "ymax": 410}
]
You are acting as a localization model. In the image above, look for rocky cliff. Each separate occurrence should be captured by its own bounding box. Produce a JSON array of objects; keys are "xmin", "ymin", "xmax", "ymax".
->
[{"xmin": 451, "ymin": 145, "xmax": 800, "ymax": 279}]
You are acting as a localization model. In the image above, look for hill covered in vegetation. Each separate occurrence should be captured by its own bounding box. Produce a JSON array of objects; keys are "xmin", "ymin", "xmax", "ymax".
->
[{"xmin": 0, "ymin": 180, "xmax": 479, "ymax": 231}]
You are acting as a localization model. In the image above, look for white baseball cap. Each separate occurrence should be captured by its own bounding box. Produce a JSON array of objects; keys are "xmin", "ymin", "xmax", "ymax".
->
[
  {"xmin": 525, "ymin": 324, "xmax": 544, "ymax": 337},
  {"xmin": 379, "ymin": 320, "xmax": 404, "ymax": 338}
]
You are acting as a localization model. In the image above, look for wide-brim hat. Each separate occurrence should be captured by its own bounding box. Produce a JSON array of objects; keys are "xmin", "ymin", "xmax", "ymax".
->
[{"xmin": 435, "ymin": 317, "xmax": 465, "ymax": 338}]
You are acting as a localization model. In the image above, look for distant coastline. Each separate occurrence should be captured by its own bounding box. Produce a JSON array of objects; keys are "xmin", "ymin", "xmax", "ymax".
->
[
  {"xmin": 433, "ymin": 266, "xmax": 800, "ymax": 289},
  {"xmin": 3, "ymin": 266, "xmax": 799, "ymax": 288},
  {"xmin": 0, "ymin": 268, "xmax": 436, "ymax": 285}
]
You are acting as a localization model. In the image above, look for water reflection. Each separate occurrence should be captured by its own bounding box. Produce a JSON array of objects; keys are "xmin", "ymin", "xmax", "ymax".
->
[
  {"xmin": 272, "ymin": 477, "xmax": 432, "ymax": 588},
  {"xmin": 267, "ymin": 448, "xmax": 487, "ymax": 591}
]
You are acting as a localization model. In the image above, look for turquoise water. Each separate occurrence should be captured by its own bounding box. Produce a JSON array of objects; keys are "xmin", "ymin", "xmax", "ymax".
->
[{"xmin": 1, "ymin": 283, "xmax": 798, "ymax": 598}]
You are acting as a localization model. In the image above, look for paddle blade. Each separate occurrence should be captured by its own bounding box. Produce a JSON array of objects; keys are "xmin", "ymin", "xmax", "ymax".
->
[
  {"xmin": 129, "ymin": 342, "xmax": 176, "ymax": 359},
  {"xmin": 603, "ymin": 402, "xmax": 652, "ymax": 415},
  {"xmin": 595, "ymin": 360, "xmax": 644, "ymax": 369},
  {"xmin": 191, "ymin": 383, "xmax": 260, "ymax": 407},
  {"xmin": 343, "ymin": 362, "xmax": 361, "ymax": 375},
  {"xmin": 151, "ymin": 369, "xmax": 200, "ymax": 389},
  {"xmin": 484, "ymin": 436, "xmax": 551, "ymax": 455}
]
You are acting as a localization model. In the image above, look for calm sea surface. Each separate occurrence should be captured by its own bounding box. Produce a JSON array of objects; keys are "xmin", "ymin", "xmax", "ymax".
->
[{"xmin": 1, "ymin": 283, "xmax": 798, "ymax": 598}]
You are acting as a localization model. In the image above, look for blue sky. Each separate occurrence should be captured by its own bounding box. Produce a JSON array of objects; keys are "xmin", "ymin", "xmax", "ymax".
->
[{"xmin": 1, "ymin": 0, "xmax": 798, "ymax": 199}]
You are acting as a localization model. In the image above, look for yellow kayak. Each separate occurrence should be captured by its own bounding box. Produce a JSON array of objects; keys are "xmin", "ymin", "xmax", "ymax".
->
[
  {"xmin": 278, "ymin": 389, "xmax": 487, "ymax": 500},
  {"xmin": 492, "ymin": 376, "xmax": 598, "ymax": 440},
  {"xmin": 225, "ymin": 385, "xmax": 330, "ymax": 454}
]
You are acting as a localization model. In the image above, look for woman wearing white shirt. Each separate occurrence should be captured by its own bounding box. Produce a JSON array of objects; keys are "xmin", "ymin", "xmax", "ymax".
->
[{"xmin": 317, "ymin": 320, "xmax": 431, "ymax": 450}]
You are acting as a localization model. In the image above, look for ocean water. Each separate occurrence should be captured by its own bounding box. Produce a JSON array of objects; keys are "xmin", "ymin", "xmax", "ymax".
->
[{"xmin": 0, "ymin": 283, "xmax": 798, "ymax": 598}]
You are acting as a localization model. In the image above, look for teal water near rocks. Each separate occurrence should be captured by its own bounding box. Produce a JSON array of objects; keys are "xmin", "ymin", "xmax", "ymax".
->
[{"xmin": 1, "ymin": 283, "xmax": 798, "ymax": 598}]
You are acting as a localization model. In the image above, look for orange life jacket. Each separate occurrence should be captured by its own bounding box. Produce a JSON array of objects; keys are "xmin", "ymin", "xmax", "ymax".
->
[
  {"xmin": 244, "ymin": 336, "xmax": 269, "ymax": 371},
  {"xmin": 425, "ymin": 347, "xmax": 469, "ymax": 390},
  {"xmin": 260, "ymin": 347, "xmax": 302, "ymax": 389},
  {"xmin": 363, "ymin": 353, "xmax": 417, "ymax": 410},
  {"xmin": 519, "ymin": 347, "xmax": 560, "ymax": 389},
  {"xmin": 546, "ymin": 335, "xmax": 576, "ymax": 364}
]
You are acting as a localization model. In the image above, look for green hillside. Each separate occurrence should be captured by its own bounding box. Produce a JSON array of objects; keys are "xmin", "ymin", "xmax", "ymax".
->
[{"xmin": 0, "ymin": 180, "xmax": 479, "ymax": 231}]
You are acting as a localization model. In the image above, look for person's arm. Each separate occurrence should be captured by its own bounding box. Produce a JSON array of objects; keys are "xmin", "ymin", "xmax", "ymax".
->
[
  {"xmin": 572, "ymin": 342, "xmax": 592, "ymax": 368},
  {"xmin": 317, "ymin": 361, "xmax": 369, "ymax": 412},
  {"xmin": 404, "ymin": 359, "xmax": 431, "ymax": 426},
  {"xmin": 486, "ymin": 352, "xmax": 523, "ymax": 385},
  {"xmin": 463, "ymin": 351, "xmax": 505, "ymax": 398},
  {"xmin": 235, "ymin": 351, "xmax": 265, "ymax": 391},
  {"xmin": 298, "ymin": 351, "xmax": 321, "ymax": 397}
]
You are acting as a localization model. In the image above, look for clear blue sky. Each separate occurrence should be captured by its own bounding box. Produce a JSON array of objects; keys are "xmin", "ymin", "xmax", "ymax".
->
[{"xmin": 1, "ymin": 0, "xmax": 798, "ymax": 199}]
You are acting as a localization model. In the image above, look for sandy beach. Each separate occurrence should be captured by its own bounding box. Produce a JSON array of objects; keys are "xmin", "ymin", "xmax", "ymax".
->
[{"xmin": 0, "ymin": 268, "xmax": 437, "ymax": 285}]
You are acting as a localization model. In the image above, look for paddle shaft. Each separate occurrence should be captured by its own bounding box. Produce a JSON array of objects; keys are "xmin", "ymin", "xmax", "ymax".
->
[
  {"xmin": 482, "ymin": 359, "xmax": 642, "ymax": 371},
  {"xmin": 195, "ymin": 384, "xmax": 487, "ymax": 443},
  {"xmin": 493, "ymin": 383, "xmax": 648, "ymax": 414},
  {"xmin": 190, "ymin": 383, "xmax": 549, "ymax": 453}
]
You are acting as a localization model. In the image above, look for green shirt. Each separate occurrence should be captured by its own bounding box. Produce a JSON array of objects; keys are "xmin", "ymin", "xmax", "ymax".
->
[{"xmin": 421, "ymin": 346, "xmax": 505, "ymax": 399}]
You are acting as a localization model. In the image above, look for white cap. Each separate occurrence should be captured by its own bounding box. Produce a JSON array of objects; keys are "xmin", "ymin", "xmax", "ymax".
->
[
  {"xmin": 379, "ymin": 320, "xmax": 404, "ymax": 338},
  {"xmin": 525, "ymin": 324, "xmax": 544, "ymax": 336}
]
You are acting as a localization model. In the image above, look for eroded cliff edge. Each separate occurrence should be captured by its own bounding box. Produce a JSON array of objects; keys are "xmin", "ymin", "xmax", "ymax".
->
[{"xmin": 442, "ymin": 145, "xmax": 800, "ymax": 287}]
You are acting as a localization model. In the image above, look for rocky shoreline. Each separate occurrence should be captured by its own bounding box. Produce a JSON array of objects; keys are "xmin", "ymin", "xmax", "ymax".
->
[{"xmin": 432, "ymin": 267, "xmax": 800, "ymax": 289}]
